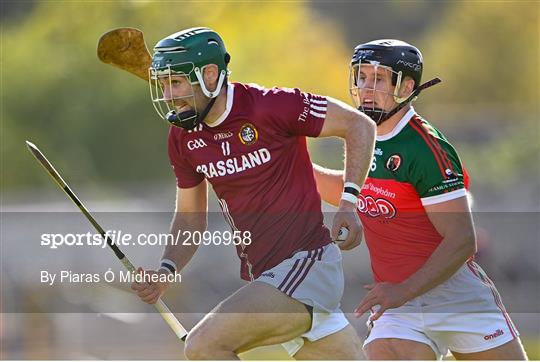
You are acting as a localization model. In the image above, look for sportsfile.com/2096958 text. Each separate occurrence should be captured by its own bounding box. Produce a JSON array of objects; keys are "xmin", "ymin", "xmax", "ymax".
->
[{"xmin": 40, "ymin": 230, "xmax": 252, "ymax": 249}]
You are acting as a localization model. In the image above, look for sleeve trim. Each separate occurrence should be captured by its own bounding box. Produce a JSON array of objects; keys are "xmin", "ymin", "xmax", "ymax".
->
[
  {"xmin": 421, "ymin": 188, "xmax": 467, "ymax": 206},
  {"xmin": 177, "ymin": 178, "xmax": 205, "ymax": 189},
  {"xmin": 409, "ymin": 117, "xmax": 452, "ymax": 179}
]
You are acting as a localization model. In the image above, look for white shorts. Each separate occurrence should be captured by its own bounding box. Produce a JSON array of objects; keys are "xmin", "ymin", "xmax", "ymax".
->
[
  {"xmin": 256, "ymin": 243, "xmax": 350, "ymax": 356},
  {"xmin": 363, "ymin": 261, "xmax": 519, "ymax": 359}
]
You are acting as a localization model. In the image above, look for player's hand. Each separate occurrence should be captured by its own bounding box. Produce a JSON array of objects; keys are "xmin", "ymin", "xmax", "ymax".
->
[
  {"xmin": 331, "ymin": 199, "xmax": 362, "ymax": 250},
  {"xmin": 354, "ymin": 282, "xmax": 412, "ymax": 321},
  {"xmin": 130, "ymin": 267, "xmax": 170, "ymax": 304}
]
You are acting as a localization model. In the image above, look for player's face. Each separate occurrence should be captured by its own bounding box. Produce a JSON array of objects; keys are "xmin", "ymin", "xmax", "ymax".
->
[
  {"xmin": 158, "ymin": 74, "xmax": 198, "ymax": 114},
  {"xmin": 350, "ymin": 64, "xmax": 397, "ymax": 112}
]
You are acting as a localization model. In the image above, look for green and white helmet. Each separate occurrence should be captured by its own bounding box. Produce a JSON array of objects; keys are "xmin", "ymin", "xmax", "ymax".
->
[{"xmin": 149, "ymin": 27, "xmax": 230, "ymax": 129}]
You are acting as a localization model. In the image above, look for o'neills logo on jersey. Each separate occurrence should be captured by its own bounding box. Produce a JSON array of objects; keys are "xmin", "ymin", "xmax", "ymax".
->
[
  {"xmin": 196, "ymin": 148, "xmax": 271, "ymax": 178},
  {"xmin": 239, "ymin": 123, "xmax": 258, "ymax": 145},
  {"xmin": 214, "ymin": 131, "xmax": 233, "ymax": 140},
  {"xmin": 484, "ymin": 329, "xmax": 504, "ymax": 341}
]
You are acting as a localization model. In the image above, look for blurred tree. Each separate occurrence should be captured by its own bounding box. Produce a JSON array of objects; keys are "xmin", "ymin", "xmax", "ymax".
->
[
  {"xmin": 420, "ymin": 1, "xmax": 538, "ymax": 111},
  {"xmin": 311, "ymin": 1, "xmax": 449, "ymax": 48},
  {"xmin": 1, "ymin": 2, "xmax": 350, "ymax": 192},
  {"xmin": 0, "ymin": 1, "xmax": 36, "ymax": 23}
]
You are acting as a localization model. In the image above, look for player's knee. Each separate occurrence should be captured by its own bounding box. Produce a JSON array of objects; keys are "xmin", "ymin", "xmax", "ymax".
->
[
  {"xmin": 184, "ymin": 332, "xmax": 215, "ymax": 359},
  {"xmin": 184, "ymin": 327, "xmax": 208, "ymax": 359},
  {"xmin": 184, "ymin": 323, "xmax": 232, "ymax": 360},
  {"xmin": 365, "ymin": 338, "xmax": 436, "ymax": 360}
]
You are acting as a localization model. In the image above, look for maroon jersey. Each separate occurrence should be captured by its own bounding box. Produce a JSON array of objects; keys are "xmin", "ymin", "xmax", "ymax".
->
[{"xmin": 168, "ymin": 82, "xmax": 331, "ymax": 280}]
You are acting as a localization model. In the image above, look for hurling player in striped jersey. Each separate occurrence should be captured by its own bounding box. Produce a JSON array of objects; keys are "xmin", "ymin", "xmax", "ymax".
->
[
  {"xmin": 313, "ymin": 40, "xmax": 527, "ymax": 360},
  {"xmin": 130, "ymin": 28, "xmax": 377, "ymax": 359}
]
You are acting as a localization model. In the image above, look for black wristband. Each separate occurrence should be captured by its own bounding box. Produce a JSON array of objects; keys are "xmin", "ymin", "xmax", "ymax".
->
[
  {"xmin": 343, "ymin": 186, "xmax": 360, "ymax": 197},
  {"xmin": 160, "ymin": 260, "xmax": 176, "ymax": 274}
]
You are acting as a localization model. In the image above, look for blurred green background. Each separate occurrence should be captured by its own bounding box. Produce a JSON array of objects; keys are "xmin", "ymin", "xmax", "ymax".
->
[
  {"xmin": 1, "ymin": 1, "xmax": 539, "ymax": 360},
  {"xmin": 2, "ymin": 1, "xmax": 538, "ymax": 209}
]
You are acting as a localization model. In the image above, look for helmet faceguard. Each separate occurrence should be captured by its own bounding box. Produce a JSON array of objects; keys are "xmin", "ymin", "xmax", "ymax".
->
[
  {"xmin": 349, "ymin": 63, "xmax": 407, "ymax": 124},
  {"xmin": 349, "ymin": 39, "xmax": 423, "ymax": 125},
  {"xmin": 149, "ymin": 27, "xmax": 230, "ymax": 130}
]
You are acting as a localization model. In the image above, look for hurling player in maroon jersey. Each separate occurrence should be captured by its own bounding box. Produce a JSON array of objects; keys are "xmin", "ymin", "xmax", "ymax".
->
[
  {"xmin": 130, "ymin": 28, "xmax": 376, "ymax": 359},
  {"xmin": 313, "ymin": 40, "xmax": 527, "ymax": 360}
]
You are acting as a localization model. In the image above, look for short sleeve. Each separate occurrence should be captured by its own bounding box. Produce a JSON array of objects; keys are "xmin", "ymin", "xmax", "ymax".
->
[
  {"xmin": 168, "ymin": 127, "xmax": 204, "ymax": 188},
  {"xmin": 258, "ymin": 86, "xmax": 327, "ymax": 137},
  {"xmin": 409, "ymin": 123, "xmax": 467, "ymax": 206}
]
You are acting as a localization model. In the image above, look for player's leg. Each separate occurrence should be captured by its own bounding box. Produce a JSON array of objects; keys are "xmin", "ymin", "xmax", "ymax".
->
[
  {"xmin": 183, "ymin": 281, "xmax": 312, "ymax": 360},
  {"xmin": 359, "ymin": 295, "xmax": 443, "ymax": 360},
  {"xmin": 451, "ymin": 338, "xmax": 528, "ymax": 360},
  {"xmin": 185, "ymin": 243, "xmax": 360, "ymax": 360},
  {"xmin": 446, "ymin": 263, "xmax": 526, "ymax": 360},
  {"xmin": 263, "ymin": 243, "xmax": 361, "ymax": 359},
  {"xmin": 293, "ymin": 324, "xmax": 363, "ymax": 360},
  {"xmin": 364, "ymin": 338, "xmax": 437, "ymax": 360},
  {"xmin": 425, "ymin": 261, "xmax": 525, "ymax": 360}
]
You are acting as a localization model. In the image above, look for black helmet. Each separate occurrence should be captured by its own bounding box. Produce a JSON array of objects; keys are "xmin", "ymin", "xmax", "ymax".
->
[
  {"xmin": 349, "ymin": 39, "xmax": 423, "ymax": 125},
  {"xmin": 351, "ymin": 39, "xmax": 422, "ymax": 89}
]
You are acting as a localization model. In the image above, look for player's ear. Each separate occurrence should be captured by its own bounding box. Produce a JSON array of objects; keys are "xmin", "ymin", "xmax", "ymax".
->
[
  {"xmin": 399, "ymin": 76, "xmax": 415, "ymax": 99},
  {"xmin": 203, "ymin": 64, "xmax": 219, "ymax": 91}
]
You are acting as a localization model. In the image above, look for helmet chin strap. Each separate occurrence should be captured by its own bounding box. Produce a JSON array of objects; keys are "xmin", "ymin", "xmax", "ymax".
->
[
  {"xmin": 165, "ymin": 85, "xmax": 224, "ymax": 130},
  {"xmin": 360, "ymin": 77, "xmax": 441, "ymax": 125}
]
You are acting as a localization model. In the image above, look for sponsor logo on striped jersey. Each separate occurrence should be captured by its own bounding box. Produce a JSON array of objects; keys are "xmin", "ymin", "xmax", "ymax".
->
[
  {"xmin": 357, "ymin": 194, "xmax": 397, "ymax": 219},
  {"xmin": 298, "ymin": 95, "xmax": 327, "ymax": 122},
  {"xmin": 195, "ymin": 148, "xmax": 271, "ymax": 179}
]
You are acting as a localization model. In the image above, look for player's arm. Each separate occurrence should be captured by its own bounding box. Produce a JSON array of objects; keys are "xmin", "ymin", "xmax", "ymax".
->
[
  {"xmin": 312, "ymin": 163, "xmax": 344, "ymax": 207},
  {"xmin": 318, "ymin": 98, "xmax": 376, "ymax": 248},
  {"xmin": 162, "ymin": 128, "xmax": 208, "ymax": 274},
  {"xmin": 131, "ymin": 181, "xmax": 208, "ymax": 304},
  {"xmin": 400, "ymin": 196, "xmax": 476, "ymax": 298},
  {"xmin": 318, "ymin": 97, "xmax": 376, "ymax": 190},
  {"xmin": 163, "ymin": 181, "xmax": 208, "ymax": 271}
]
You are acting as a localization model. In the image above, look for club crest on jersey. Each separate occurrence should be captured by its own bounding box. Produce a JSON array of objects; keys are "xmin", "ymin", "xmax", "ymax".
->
[
  {"xmin": 385, "ymin": 154, "xmax": 402, "ymax": 172},
  {"xmin": 239, "ymin": 123, "xmax": 258, "ymax": 145}
]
